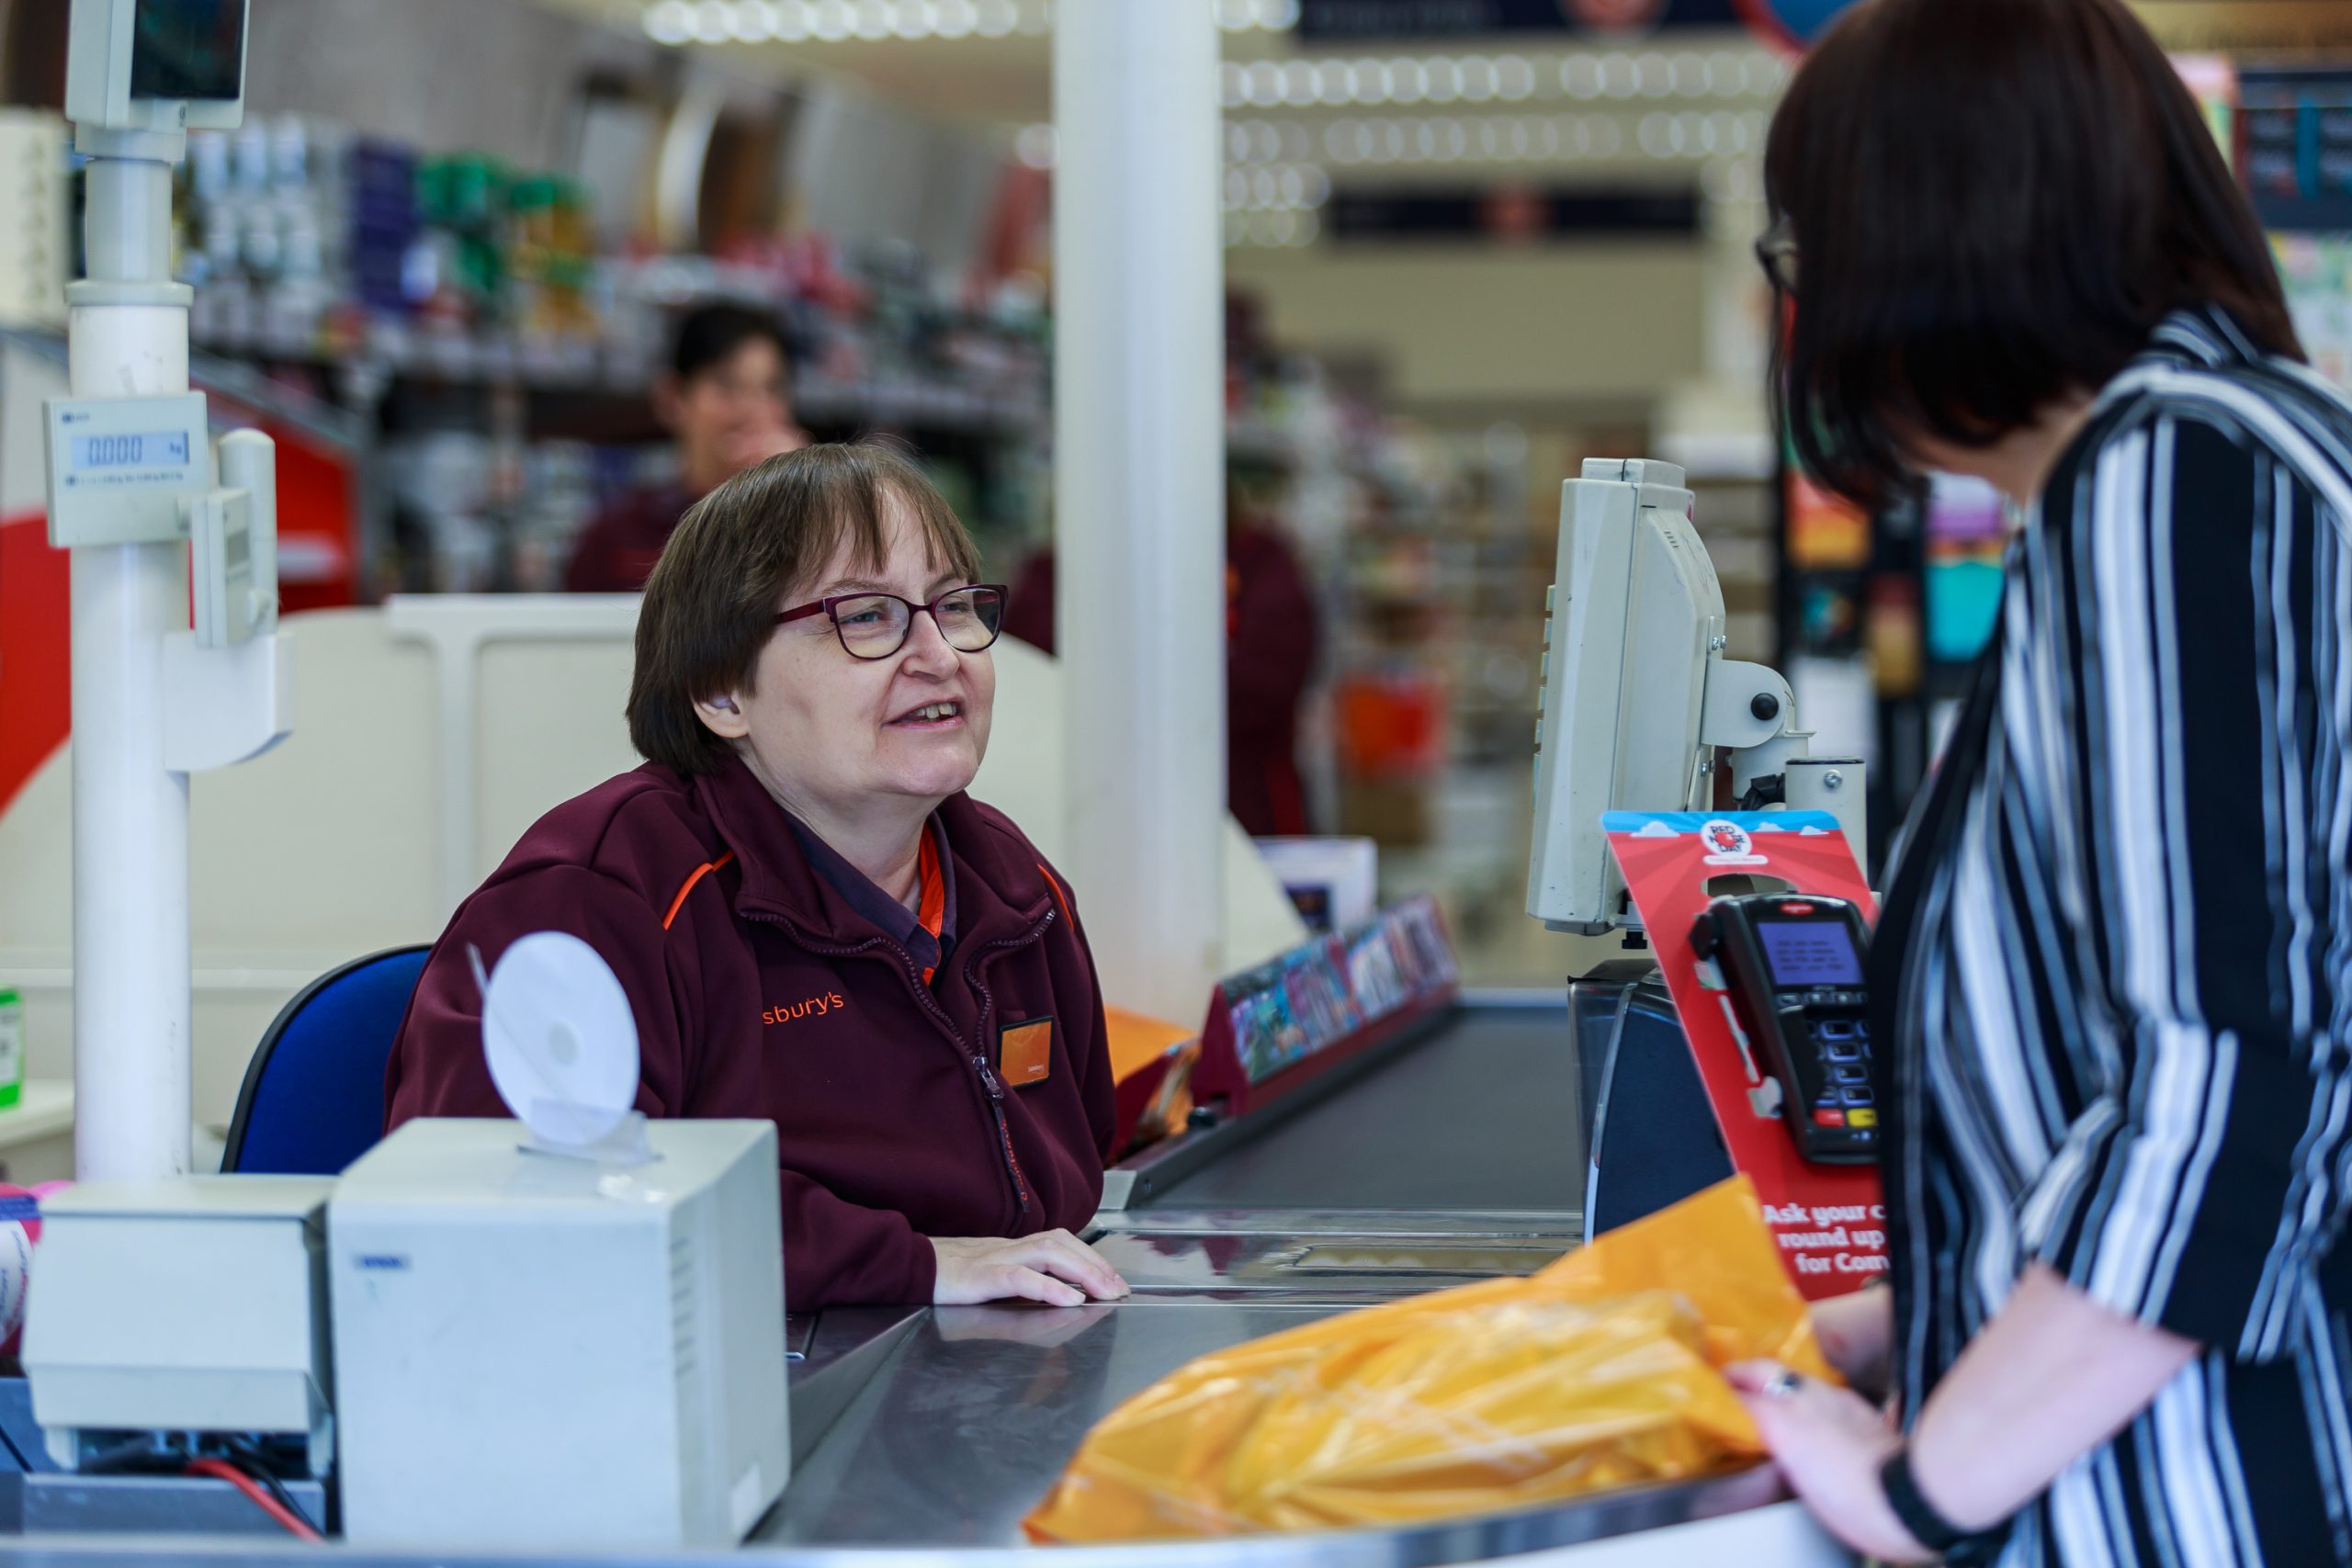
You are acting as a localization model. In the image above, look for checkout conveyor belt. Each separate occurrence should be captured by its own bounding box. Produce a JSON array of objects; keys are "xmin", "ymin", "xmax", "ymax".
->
[
  {"xmin": 3, "ymin": 996, "xmax": 1850, "ymax": 1568},
  {"xmin": 1085, "ymin": 998, "xmax": 1591, "ymax": 1300},
  {"xmin": 1138, "ymin": 1000, "xmax": 1588, "ymax": 1214}
]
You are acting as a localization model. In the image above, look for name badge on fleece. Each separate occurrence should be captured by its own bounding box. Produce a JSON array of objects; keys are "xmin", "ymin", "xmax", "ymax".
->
[{"xmin": 999, "ymin": 1017, "xmax": 1054, "ymax": 1087}]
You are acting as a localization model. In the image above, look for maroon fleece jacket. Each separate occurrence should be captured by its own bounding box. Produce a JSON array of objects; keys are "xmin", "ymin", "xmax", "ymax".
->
[
  {"xmin": 561, "ymin": 484, "xmax": 694, "ymax": 592},
  {"xmin": 383, "ymin": 755, "xmax": 1118, "ymax": 1310}
]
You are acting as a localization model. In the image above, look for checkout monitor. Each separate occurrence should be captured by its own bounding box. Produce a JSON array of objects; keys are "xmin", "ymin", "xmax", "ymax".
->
[
  {"xmin": 66, "ymin": 0, "xmax": 250, "ymax": 137},
  {"xmin": 1526, "ymin": 457, "xmax": 1724, "ymax": 934},
  {"xmin": 130, "ymin": 0, "xmax": 246, "ymax": 102}
]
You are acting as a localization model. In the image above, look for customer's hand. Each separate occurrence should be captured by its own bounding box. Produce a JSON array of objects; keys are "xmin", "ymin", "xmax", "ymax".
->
[
  {"xmin": 931, "ymin": 1230, "xmax": 1132, "ymax": 1308},
  {"xmin": 1810, "ymin": 1283, "xmax": 1894, "ymax": 1396},
  {"xmin": 1726, "ymin": 1360, "xmax": 1930, "ymax": 1563}
]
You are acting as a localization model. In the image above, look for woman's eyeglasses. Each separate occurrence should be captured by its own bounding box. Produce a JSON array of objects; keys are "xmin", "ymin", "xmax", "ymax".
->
[
  {"xmin": 775, "ymin": 584, "xmax": 1009, "ymax": 660},
  {"xmin": 1754, "ymin": 214, "xmax": 1798, "ymax": 294}
]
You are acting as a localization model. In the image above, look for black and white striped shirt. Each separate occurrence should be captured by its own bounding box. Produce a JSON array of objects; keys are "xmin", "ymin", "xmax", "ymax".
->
[{"xmin": 1871, "ymin": 306, "xmax": 2352, "ymax": 1567}]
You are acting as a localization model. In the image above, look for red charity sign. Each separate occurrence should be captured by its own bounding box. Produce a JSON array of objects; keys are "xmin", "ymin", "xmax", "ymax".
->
[{"xmin": 1605, "ymin": 818, "xmax": 1888, "ymax": 1300}]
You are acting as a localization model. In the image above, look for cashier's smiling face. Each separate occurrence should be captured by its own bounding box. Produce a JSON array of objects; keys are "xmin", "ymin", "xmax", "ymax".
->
[{"xmin": 737, "ymin": 493, "xmax": 995, "ymax": 818}]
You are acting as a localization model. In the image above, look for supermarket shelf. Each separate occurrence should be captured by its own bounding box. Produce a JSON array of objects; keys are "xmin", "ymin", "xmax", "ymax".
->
[
  {"xmin": 1, "ymin": 328, "xmax": 369, "ymax": 454},
  {"xmin": 182, "ymin": 320, "xmax": 1049, "ymax": 439}
]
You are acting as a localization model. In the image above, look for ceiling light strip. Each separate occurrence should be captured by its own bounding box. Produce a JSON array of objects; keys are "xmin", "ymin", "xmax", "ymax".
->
[
  {"xmin": 1221, "ymin": 109, "xmax": 1770, "ymax": 165},
  {"xmin": 645, "ymin": 0, "xmax": 1322, "ymax": 44}
]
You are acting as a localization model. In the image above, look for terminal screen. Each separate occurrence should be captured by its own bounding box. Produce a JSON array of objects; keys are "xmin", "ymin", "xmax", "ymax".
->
[
  {"xmin": 1757, "ymin": 919, "xmax": 1863, "ymax": 987},
  {"xmin": 71, "ymin": 432, "xmax": 190, "ymax": 471},
  {"xmin": 130, "ymin": 0, "xmax": 245, "ymax": 102}
]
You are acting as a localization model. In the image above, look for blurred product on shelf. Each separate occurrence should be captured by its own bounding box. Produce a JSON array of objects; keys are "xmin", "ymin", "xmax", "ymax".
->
[
  {"xmin": 562, "ymin": 303, "xmax": 808, "ymax": 592},
  {"xmin": 1782, "ymin": 467, "xmax": 1871, "ymax": 574},
  {"xmin": 2240, "ymin": 65, "xmax": 2352, "ymax": 235},
  {"xmin": 1920, "ymin": 474, "xmax": 2006, "ymax": 667},
  {"xmin": 0, "ymin": 111, "xmax": 67, "ymax": 330},
  {"xmin": 2278, "ymin": 234, "xmax": 2352, "ymax": 389},
  {"xmin": 93, "ymin": 107, "xmax": 1057, "ymax": 598},
  {"xmin": 166, "ymin": 110, "xmax": 1056, "ymax": 412},
  {"xmin": 181, "ymin": 120, "xmax": 607, "ymax": 364}
]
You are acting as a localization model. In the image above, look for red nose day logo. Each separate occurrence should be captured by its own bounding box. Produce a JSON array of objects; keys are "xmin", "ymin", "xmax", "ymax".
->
[
  {"xmin": 1563, "ymin": 0, "xmax": 1668, "ymax": 28},
  {"xmin": 1701, "ymin": 819, "xmax": 1767, "ymax": 866}
]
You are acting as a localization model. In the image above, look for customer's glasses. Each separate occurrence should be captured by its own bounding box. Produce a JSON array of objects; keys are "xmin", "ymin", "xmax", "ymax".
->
[
  {"xmin": 1754, "ymin": 214, "xmax": 1798, "ymax": 294},
  {"xmin": 775, "ymin": 584, "xmax": 1009, "ymax": 660}
]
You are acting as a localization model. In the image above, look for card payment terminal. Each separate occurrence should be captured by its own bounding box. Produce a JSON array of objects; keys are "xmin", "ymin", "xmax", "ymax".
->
[{"xmin": 1689, "ymin": 894, "xmax": 1877, "ymax": 1164}]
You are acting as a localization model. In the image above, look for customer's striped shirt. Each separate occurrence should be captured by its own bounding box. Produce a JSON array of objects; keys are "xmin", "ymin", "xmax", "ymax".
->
[{"xmin": 1869, "ymin": 305, "xmax": 2352, "ymax": 1567}]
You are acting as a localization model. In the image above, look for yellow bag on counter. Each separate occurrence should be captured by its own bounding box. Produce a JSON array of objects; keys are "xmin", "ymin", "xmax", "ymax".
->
[{"xmin": 1024, "ymin": 1176, "xmax": 1831, "ymax": 1542}]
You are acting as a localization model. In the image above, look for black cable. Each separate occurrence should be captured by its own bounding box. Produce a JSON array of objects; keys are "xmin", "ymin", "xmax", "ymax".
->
[
  {"xmin": 209, "ymin": 1434, "xmax": 309, "ymax": 1520},
  {"xmin": 230, "ymin": 1453, "xmax": 301, "ymax": 1517}
]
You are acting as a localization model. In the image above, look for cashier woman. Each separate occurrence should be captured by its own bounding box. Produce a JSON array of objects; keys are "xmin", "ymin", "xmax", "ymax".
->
[
  {"xmin": 1726, "ymin": 1, "xmax": 2352, "ymax": 1564},
  {"xmin": 388, "ymin": 442, "xmax": 1133, "ymax": 1314}
]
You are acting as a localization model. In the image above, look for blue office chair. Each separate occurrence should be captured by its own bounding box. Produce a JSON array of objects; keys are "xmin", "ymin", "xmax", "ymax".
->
[{"xmin": 220, "ymin": 945, "xmax": 431, "ymax": 1176}]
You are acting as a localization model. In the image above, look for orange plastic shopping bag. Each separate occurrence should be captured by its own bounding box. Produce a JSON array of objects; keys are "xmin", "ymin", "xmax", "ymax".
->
[{"xmin": 1025, "ymin": 1176, "xmax": 1831, "ymax": 1541}]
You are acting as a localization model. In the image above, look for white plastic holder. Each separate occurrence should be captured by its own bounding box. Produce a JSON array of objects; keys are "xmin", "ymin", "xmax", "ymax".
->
[
  {"xmin": 1724, "ymin": 728, "xmax": 1813, "ymax": 803},
  {"xmin": 161, "ymin": 628, "xmax": 293, "ymax": 774},
  {"xmin": 1700, "ymin": 658, "xmax": 1799, "ymax": 754},
  {"xmin": 1785, "ymin": 757, "xmax": 1871, "ymax": 883},
  {"xmin": 1701, "ymin": 653, "xmax": 1873, "ymax": 865},
  {"xmin": 519, "ymin": 1105, "xmax": 654, "ymax": 1168}
]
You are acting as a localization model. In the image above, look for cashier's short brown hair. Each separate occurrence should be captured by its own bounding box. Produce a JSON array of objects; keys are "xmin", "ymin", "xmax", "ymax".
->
[
  {"xmin": 1764, "ymin": 0, "xmax": 2301, "ymax": 511},
  {"xmin": 628, "ymin": 443, "xmax": 982, "ymax": 774}
]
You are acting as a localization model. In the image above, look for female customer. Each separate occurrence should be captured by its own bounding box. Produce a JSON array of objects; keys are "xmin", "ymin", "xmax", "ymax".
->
[
  {"xmin": 388, "ymin": 443, "xmax": 1130, "ymax": 1314},
  {"xmin": 1727, "ymin": 1, "xmax": 2352, "ymax": 1562}
]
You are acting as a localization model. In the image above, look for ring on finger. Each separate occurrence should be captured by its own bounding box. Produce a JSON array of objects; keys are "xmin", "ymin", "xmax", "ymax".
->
[{"xmin": 1762, "ymin": 1368, "xmax": 1803, "ymax": 1400}]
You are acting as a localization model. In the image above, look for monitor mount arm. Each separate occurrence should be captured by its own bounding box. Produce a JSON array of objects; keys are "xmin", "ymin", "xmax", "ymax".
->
[{"xmin": 1700, "ymin": 654, "xmax": 1869, "ymax": 878}]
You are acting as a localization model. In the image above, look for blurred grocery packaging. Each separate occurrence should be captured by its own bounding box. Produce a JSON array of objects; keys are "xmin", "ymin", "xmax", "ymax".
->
[{"xmin": 1026, "ymin": 1176, "xmax": 1831, "ymax": 1542}]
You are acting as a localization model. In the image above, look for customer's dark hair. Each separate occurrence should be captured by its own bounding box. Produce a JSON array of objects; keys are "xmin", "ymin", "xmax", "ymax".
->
[
  {"xmin": 670, "ymin": 302, "xmax": 790, "ymax": 384},
  {"xmin": 628, "ymin": 443, "xmax": 982, "ymax": 774},
  {"xmin": 1764, "ymin": 0, "xmax": 2301, "ymax": 509}
]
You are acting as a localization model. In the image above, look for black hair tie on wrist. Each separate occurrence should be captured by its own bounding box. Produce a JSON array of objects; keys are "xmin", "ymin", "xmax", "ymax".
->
[{"xmin": 1881, "ymin": 1448, "xmax": 2002, "ymax": 1563}]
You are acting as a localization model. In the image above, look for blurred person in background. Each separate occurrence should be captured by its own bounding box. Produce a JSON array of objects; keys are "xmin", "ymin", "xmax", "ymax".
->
[
  {"xmin": 1004, "ymin": 472, "xmax": 1319, "ymax": 835},
  {"xmin": 565, "ymin": 302, "xmax": 809, "ymax": 591},
  {"xmin": 1722, "ymin": 1, "xmax": 2352, "ymax": 1564}
]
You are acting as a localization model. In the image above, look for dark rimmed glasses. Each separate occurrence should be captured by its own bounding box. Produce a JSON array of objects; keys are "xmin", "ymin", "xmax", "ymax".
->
[
  {"xmin": 1755, "ymin": 213, "xmax": 1798, "ymax": 294},
  {"xmin": 775, "ymin": 583, "xmax": 1009, "ymax": 660}
]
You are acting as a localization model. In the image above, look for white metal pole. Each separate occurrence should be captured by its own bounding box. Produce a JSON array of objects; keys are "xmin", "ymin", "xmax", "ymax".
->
[
  {"xmin": 68, "ymin": 162, "xmax": 194, "ymax": 1181},
  {"xmin": 1052, "ymin": 0, "xmax": 1227, "ymax": 1028}
]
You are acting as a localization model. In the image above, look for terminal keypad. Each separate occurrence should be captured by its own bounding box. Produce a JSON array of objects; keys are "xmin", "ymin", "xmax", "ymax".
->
[
  {"xmin": 1692, "ymin": 894, "xmax": 1879, "ymax": 1164},
  {"xmin": 1792, "ymin": 1004, "xmax": 1878, "ymax": 1140}
]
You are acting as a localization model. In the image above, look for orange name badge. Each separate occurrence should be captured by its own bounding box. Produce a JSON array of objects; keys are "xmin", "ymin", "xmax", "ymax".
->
[{"xmin": 999, "ymin": 1018, "xmax": 1055, "ymax": 1087}]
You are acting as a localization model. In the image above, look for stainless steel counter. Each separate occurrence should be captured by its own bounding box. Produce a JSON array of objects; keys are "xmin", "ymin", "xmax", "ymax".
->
[
  {"xmin": 5, "ymin": 1484, "xmax": 1840, "ymax": 1568},
  {"xmin": 767, "ymin": 1300, "xmax": 1338, "ymax": 1547},
  {"xmin": 0, "ymin": 1000, "xmax": 1852, "ymax": 1567},
  {"xmin": 740, "ymin": 998, "xmax": 1775, "ymax": 1562},
  {"xmin": 1091, "ymin": 1211, "xmax": 1582, "ymax": 1298},
  {"xmin": 760, "ymin": 1296, "xmax": 1796, "ymax": 1558}
]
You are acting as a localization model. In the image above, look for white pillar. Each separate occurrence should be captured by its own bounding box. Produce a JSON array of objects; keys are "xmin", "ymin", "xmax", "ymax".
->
[
  {"xmin": 1052, "ymin": 0, "xmax": 1227, "ymax": 1027},
  {"xmin": 68, "ymin": 181, "xmax": 194, "ymax": 1181}
]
